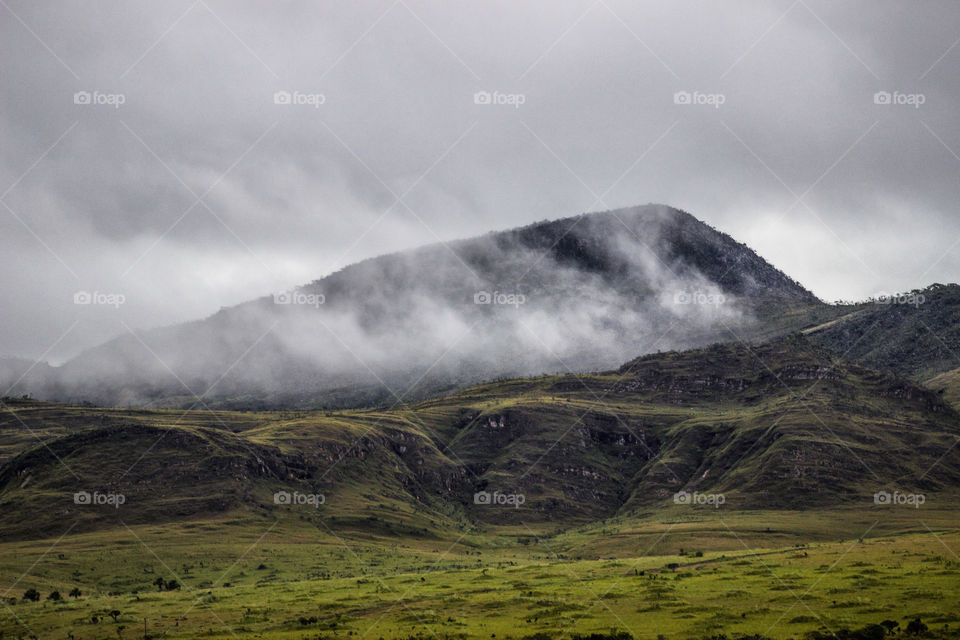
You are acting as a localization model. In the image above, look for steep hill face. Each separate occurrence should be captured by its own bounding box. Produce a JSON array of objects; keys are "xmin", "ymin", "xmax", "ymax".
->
[
  {"xmin": 3, "ymin": 335, "xmax": 958, "ymax": 540},
  {"xmin": 806, "ymin": 283, "xmax": 960, "ymax": 382},
  {"xmin": 2, "ymin": 205, "xmax": 823, "ymax": 409}
]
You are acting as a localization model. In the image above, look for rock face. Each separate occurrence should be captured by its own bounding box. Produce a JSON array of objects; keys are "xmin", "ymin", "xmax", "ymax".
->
[{"xmin": 1, "ymin": 205, "xmax": 821, "ymax": 410}]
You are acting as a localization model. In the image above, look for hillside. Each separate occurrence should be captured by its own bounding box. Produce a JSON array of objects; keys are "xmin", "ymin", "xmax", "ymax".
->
[
  {"xmin": 927, "ymin": 366, "xmax": 960, "ymax": 410},
  {"xmin": 806, "ymin": 283, "xmax": 960, "ymax": 382},
  {"xmin": 2, "ymin": 334, "xmax": 958, "ymax": 541},
  {"xmin": 0, "ymin": 205, "xmax": 828, "ymax": 410}
]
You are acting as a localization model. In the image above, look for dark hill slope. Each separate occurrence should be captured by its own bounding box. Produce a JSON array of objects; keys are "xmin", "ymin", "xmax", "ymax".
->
[
  {"xmin": 2, "ymin": 335, "xmax": 958, "ymax": 540},
  {"xmin": 806, "ymin": 283, "xmax": 960, "ymax": 381}
]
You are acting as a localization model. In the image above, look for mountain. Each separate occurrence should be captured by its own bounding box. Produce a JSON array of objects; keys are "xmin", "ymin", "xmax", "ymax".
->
[
  {"xmin": 3, "ymin": 333, "xmax": 958, "ymax": 540},
  {"xmin": 805, "ymin": 283, "xmax": 960, "ymax": 382},
  {"xmin": 0, "ymin": 357, "xmax": 55, "ymax": 396},
  {"xmin": 1, "ymin": 205, "xmax": 828, "ymax": 409},
  {"xmin": 3, "ymin": 208, "xmax": 959, "ymax": 640}
]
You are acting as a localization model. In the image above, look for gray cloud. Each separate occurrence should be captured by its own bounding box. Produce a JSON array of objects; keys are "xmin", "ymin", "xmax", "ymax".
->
[{"xmin": 2, "ymin": 0, "xmax": 959, "ymax": 361}]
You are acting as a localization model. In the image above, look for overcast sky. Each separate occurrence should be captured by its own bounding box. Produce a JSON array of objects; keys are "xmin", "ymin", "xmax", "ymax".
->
[{"xmin": 2, "ymin": 0, "xmax": 959, "ymax": 362}]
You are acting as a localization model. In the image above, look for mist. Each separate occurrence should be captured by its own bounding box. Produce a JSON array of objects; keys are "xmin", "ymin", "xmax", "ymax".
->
[{"xmin": 1, "ymin": 205, "xmax": 801, "ymax": 408}]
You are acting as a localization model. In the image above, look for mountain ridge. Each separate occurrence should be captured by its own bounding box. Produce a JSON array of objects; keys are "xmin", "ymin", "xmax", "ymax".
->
[
  {"xmin": 3, "ymin": 333, "xmax": 959, "ymax": 541},
  {"xmin": 1, "ymin": 204, "xmax": 826, "ymax": 409}
]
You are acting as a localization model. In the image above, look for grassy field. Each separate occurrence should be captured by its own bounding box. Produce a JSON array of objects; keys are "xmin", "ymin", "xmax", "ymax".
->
[{"xmin": 2, "ymin": 509, "xmax": 959, "ymax": 640}]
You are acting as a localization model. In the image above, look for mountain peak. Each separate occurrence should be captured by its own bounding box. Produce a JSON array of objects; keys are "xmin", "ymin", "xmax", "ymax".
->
[{"xmin": 5, "ymin": 205, "xmax": 820, "ymax": 409}]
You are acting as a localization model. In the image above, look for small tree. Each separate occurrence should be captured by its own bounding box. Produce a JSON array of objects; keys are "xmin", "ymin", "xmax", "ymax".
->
[
  {"xmin": 22, "ymin": 588, "xmax": 40, "ymax": 602},
  {"xmin": 109, "ymin": 610, "xmax": 121, "ymax": 623},
  {"xmin": 69, "ymin": 587, "xmax": 82, "ymax": 598},
  {"xmin": 906, "ymin": 618, "xmax": 928, "ymax": 635},
  {"xmin": 165, "ymin": 579, "xmax": 181, "ymax": 591},
  {"xmin": 154, "ymin": 577, "xmax": 165, "ymax": 592},
  {"xmin": 47, "ymin": 591, "xmax": 62, "ymax": 601}
]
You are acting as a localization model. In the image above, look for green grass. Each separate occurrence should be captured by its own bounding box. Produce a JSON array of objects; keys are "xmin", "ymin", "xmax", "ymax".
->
[{"xmin": 2, "ymin": 515, "xmax": 959, "ymax": 640}]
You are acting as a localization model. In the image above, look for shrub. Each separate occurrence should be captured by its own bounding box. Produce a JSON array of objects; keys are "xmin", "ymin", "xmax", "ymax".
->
[
  {"xmin": 906, "ymin": 618, "xmax": 928, "ymax": 635},
  {"xmin": 853, "ymin": 624, "xmax": 887, "ymax": 640},
  {"xmin": 570, "ymin": 632, "xmax": 633, "ymax": 640}
]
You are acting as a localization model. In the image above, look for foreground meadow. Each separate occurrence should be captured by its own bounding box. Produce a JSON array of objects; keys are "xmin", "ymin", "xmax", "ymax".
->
[{"xmin": 2, "ymin": 511, "xmax": 958, "ymax": 640}]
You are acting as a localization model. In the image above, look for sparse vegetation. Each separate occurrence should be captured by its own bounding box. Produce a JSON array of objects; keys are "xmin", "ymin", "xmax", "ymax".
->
[{"xmin": 2, "ymin": 529, "xmax": 959, "ymax": 639}]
